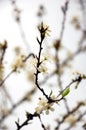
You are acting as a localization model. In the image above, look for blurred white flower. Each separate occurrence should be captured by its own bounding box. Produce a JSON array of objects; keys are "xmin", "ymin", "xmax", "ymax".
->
[{"xmin": 11, "ymin": 55, "xmax": 26, "ymax": 71}]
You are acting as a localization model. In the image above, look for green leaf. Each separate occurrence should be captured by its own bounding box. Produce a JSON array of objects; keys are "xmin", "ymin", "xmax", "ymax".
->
[
  {"xmin": 62, "ymin": 87, "xmax": 70, "ymax": 97},
  {"xmin": 49, "ymin": 90, "xmax": 53, "ymax": 97}
]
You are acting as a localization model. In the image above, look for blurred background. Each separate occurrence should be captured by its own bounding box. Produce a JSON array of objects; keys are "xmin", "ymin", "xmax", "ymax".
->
[{"xmin": 0, "ymin": 0, "xmax": 86, "ymax": 130}]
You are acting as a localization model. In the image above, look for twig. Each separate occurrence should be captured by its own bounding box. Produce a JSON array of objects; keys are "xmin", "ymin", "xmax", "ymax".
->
[
  {"xmin": 55, "ymin": 102, "xmax": 85, "ymax": 130},
  {"xmin": 0, "ymin": 69, "xmax": 15, "ymax": 87},
  {"xmin": 38, "ymin": 115, "xmax": 47, "ymax": 130},
  {"xmin": 34, "ymin": 37, "xmax": 50, "ymax": 101},
  {"xmin": 0, "ymin": 88, "xmax": 36, "ymax": 124},
  {"xmin": 39, "ymin": 45, "xmax": 86, "ymax": 86},
  {"xmin": 16, "ymin": 113, "xmax": 39, "ymax": 130},
  {"xmin": 55, "ymin": 0, "xmax": 70, "ymax": 113},
  {"xmin": 34, "ymin": 23, "xmax": 54, "ymax": 102},
  {"xmin": 57, "ymin": 74, "xmax": 86, "ymax": 98},
  {"xmin": 65, "ymin": 110, "xmax": 86, "ymax": 130},
  {"xmin": 60, "ymin": 0, "xmax": 69, "ymax": 41},
  {"xmin": 0, "ymin": 53, "xmax": 35, "ymax": 87},
  {"xmin": 61, "ymin": 45, "xmax": 86, "ymax": 67},
  {"xmin": 9, "ymin": 0, "xmax": 30, "ymax": 51}
]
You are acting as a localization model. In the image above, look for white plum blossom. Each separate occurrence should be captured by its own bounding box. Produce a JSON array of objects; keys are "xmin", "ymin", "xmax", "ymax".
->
[{"xmin": 35, "ymin": 97, "xmax": 55, "ymax": 115}]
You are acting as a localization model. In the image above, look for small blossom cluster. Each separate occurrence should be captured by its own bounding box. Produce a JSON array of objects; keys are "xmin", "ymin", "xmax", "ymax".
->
[
  {"xmin": 65, "ymin": 114, "xmax": 76, "ymax": 126},
  {"xmin": 37, "ymin": 22, "xmax": 51, "ymax": 40},
  {"xmin": 38, "ymin": 63, "xmax": 48, "ymax": 74},
  {"xmin": 70, "ymin": 16, "xmax": 81, "ymax": 29},
  {"xmin": 35, "ymin": 97, "xmax": 55, "ymax": 115},
  {"xmin": 28, "ymin": 57, "xmax": 37, "ymax": 67},
  {"xmin": 11, "ymin": 55, "xmax": 26, "ymax": 71},
  {"xmin": 28, "ymin": 56, "xmax": 48, "ymax": 74}
]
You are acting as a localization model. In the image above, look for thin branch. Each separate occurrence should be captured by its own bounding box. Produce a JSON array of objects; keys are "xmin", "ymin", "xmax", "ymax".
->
[
  {"xmin": 39, "ymin": 44, "xmax": 86, "ymax": 86},
  {"xmin": 16, "ymin": 113, "xmax": 39, "ymax": 130},
  {"xmin": 57, "ymin": 73, "xmax": 85, "ymax": 98},
  {"xmin": 55, "ymin": 102, "xmax": 85, "ymax": 130},
  {"xmin": 0, "ymin": 88, "xmax": 36, "ymax": 124},
  {"xmin": 61, "ymin": 45, "xmax": 86, "ymax": 67},
  {"xmin": 38, "ymin": 115, "xmax": 47, "ymax": 130},
  {"xmin": 55, "ymin": 0, "xmax": 70, "ymax": 113},
  {"xmin": 60, "ymin": 0, "xmax": 69, "ymax": 41},
  {"xmin": 0, "ymin": 69, "xmax": 15, "ymax": 87},
  {"xmin": 0, "ymin": 53, "xmax": 35, "ymax": 87},
  {"xmin": 14, "ymin": 73, "xmax": 86, "ymax": 130},
  {"xmin": 9, "ymin": 0, "xmax": 30, "ymax": 51},
  {"xmin": 65, "ymin": 110, "xmax": 86, "ymax": 130},
  {"xmin": 34, "ymin": 23, "xmax": 54, "ymax": 102}
]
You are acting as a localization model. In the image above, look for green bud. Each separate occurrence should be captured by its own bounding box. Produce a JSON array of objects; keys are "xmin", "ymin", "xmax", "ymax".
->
[{"xmin": 62, "ymin": 87, "xmax": 70, "ymax": 97}]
